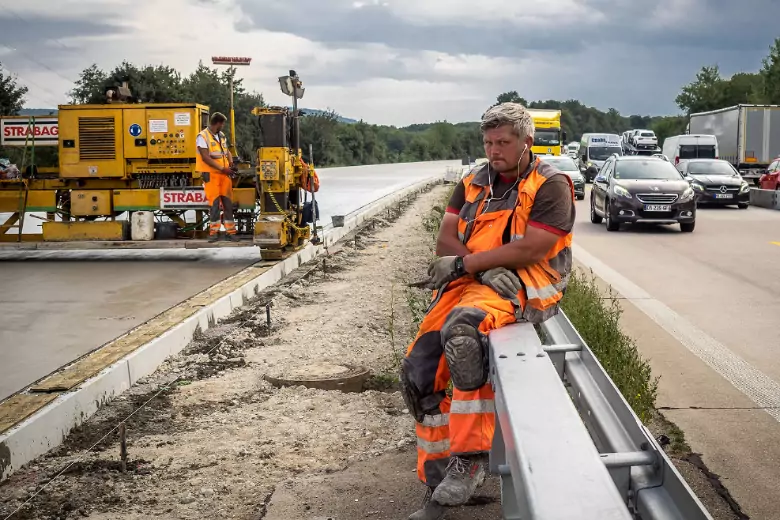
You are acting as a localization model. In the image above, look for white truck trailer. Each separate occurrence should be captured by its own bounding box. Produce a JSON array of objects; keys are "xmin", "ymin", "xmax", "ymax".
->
[{"xmin": 688, "ymin": 104, "xmax": 780, "ymax": 184}]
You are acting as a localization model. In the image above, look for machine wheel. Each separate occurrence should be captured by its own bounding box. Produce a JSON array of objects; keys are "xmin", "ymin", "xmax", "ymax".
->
[
  {"xmin": 738, "ymin": 203, "xmax": 749, "ymax": 209},
  {"xmin": 605, "ymin": 201, "xmax": 619, "ymax": 231},
  {"xmin": 680, "ymin": 221, "xmax": 696, "ymax": 233},
  {"xmin": 590, "ymin": 197, "xmax": 602, "ymax": 224}
]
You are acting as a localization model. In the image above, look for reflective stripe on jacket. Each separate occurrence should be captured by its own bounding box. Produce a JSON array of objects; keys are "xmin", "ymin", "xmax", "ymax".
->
[
  {"xmin": 195, "ymin": 128, "xmax": 229, "ymax": 176},
  {"xmin": 456, "ymin": 156, "xmax": 574, "ymax": 323}
]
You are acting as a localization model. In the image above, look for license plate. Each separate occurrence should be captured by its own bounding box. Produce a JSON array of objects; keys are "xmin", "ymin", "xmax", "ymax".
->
[
  {"xmin": 715, "ymin": 193, "xmax": 732, "ymax": 199},
  {"xmin": 644, "ymin": 204, "xmax": 670, "ymax": 212}
]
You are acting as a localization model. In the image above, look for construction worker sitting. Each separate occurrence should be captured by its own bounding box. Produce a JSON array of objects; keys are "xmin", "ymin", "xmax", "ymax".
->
[
  {"xmin": 196, "ymin": 112, "xmax": 239, "ymax": 242},
  {"xmin": 401, "ymin": 102, "xmax": 575, "ymax": 520}
]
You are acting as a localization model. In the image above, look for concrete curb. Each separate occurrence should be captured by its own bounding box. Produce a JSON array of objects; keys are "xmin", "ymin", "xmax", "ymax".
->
[
  {"xmin": 749, "ymin": 188, "xmax": 780, "ymax": 210},
  {"xmin": 0, "ymin": 174, "xmax": 443, "ymax": 481}
]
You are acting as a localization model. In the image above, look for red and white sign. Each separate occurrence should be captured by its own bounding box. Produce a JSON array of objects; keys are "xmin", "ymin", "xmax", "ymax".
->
[
  {"xmin": 160, "ymin": 187, "xmax": 209, "ymax": 209},
  {"xmin": 1, "ymin": 117, "xmax": 58, "ymax": 147},
  {"xmin": 211, "ymin": 56, "xmax": 252, "ymax": 66}
]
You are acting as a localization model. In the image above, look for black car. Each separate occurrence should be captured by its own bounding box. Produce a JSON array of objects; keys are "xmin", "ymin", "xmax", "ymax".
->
[
  {"xmin": 679, "ymin": 159, "xmax": 751, "ymax": 208},
  {"xmin": 590, "ymin": 155, "xmax": 696, "ymax": 232}
]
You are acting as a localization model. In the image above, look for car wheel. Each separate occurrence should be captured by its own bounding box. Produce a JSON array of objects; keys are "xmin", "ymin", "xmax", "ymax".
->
[
  {"xmin": 680, "ymin": 221, "xmax": 695, "ymax": 232},
  {"xmin": 577, "ymin": 194, "xmax": 585, "ymax": 201},
  {"xmin": 605, "ymin": 200, "xmax": 619, "ymax": 231},
  {"xmin": 738, "ymin": 203, "xmax": 749, "ymax": 209},
  {"xmin": 590, "ymin": 197, "xmax": 602, "ymax": 224}
]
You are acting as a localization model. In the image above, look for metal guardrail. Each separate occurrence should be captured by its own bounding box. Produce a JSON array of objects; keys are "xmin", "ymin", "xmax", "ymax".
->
[{"xmin": 488, "ymin": 311, "xmax": 714, "ymax": 520}]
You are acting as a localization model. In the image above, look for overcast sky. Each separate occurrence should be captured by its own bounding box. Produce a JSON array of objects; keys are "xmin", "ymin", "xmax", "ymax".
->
[{"xmin": 0, "ymin": 0, "xmax": 777, "ymax": 126}]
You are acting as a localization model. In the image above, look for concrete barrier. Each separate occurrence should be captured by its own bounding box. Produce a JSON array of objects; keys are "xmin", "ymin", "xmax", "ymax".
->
[
  {"xmin": 0, "ymin": 174, "xmax": 443, "ymax": 481},
  {"xmin": 749, "ymin": 188, "xmax": 780, "ymax": 210}
]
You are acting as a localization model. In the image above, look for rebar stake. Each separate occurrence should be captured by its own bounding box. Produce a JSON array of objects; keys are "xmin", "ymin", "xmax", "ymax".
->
[
  {"xmin": 266, "ymin": 303, "xmax": 271, "ymax": 329},
  {"xmin": 119, "ymin": 423, "xmax": 127, "ymax": 473}
]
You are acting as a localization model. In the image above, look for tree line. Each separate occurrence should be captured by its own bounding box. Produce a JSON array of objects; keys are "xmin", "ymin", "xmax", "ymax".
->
[{"xmin": 1, "ymin": 37, "xmax": 779, "ymax": 167}]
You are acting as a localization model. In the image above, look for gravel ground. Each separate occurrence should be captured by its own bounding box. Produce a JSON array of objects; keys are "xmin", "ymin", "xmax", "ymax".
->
[{"xmin": 0, "ymin": 184, "xmax": 451, "ymax": 520}]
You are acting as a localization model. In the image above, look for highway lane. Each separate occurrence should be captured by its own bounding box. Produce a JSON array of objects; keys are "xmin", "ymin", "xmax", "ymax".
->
[
  {"xmin": 0, "ymin": 160, "xmax": 459, "ymax": 400},
  {"xmin": 573, "ymin": 186, "xmax": 780, "ymax": 519}
]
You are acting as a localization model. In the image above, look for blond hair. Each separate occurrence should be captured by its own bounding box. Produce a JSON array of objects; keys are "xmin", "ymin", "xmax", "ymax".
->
[{"xmin": 481, "ymin": 102, "xmax": 535, "ymax": 140}]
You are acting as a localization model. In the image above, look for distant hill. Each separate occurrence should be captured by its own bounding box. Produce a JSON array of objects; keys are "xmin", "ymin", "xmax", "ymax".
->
[
  {"xmin": 19, "ymin": 108, "xmax": 58, "ymax": 116},
  {"xmin": 299, "ymin": 108, "xmax": 357, "ymax": 124}
]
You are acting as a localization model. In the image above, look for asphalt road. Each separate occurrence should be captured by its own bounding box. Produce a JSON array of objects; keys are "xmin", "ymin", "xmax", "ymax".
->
[
  {"xmin": 573, "ymin": 186, "xmax": 780, "ymax": 519},
  {"xmin": 0, "ymin": 160, "xmax": 459, "ymax": 400}
]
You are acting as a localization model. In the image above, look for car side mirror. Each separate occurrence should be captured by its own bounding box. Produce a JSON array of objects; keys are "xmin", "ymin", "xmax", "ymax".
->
[{"xmin": 594, "ymin": 175, "xmax": 606, "ymax": 183}]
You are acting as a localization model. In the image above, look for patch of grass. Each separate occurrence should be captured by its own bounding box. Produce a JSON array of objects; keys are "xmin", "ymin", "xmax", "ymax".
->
[{"xmin": 560, "ymin": 269, "xmax": 659, "ymax": 422}]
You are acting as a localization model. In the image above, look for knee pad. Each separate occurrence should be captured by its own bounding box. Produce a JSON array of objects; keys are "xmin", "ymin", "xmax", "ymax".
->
[{"xmin": 443, "ymin": 324, "xmax": 489, "ymax": 391}]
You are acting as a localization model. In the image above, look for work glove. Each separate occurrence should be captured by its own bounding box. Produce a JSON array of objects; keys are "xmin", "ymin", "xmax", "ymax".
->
[
  {"xmin": 477, "ymin": 267, "xmax": 523, "ymax": 302},
  {"xmin": 426, "ymin": 256, "xmax": 467, "ymax": 288}
]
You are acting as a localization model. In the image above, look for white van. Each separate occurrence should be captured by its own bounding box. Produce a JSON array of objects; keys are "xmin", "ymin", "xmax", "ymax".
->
[
  {"xmin": 577, "ymin": 133, "xmax": 622, "ymax": 182},
  {"xmin": 662, "ymin": 134, "xmax": 719, "ymax": 172}
]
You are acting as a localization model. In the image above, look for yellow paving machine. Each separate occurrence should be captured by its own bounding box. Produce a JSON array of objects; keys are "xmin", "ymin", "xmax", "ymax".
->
[{"xmin": 0, "ymin": 71, "xmax": 319, "ymax": 260}]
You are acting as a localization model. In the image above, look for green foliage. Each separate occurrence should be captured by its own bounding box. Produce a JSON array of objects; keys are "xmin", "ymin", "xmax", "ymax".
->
[
  {"xmin": 0, "ymin": 62, "xmax": 28, "ymax": 116},
  {"xmin": 69, "ymin": 61, "xmax": 265, "ymax": 160},
  {"xmin": 673, "ymin": 37, "xmax": 780, "ymax": 115},
  {"xmin": 761, "ymin": 37, "xmax": 780, "ymax": 104},
  {"xmin": 560, "ymin": 270, "xmax": 658, "ymax": 421}
]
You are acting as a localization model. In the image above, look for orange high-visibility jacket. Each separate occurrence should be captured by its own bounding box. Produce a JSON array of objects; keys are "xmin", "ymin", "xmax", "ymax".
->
[
  {"xmin": 195, "ymin": 128, "xmax": 229, "ymax": 176},
  {"xmin": 456, "ymin": 157, "xmax": 574, "ymax": 322}
]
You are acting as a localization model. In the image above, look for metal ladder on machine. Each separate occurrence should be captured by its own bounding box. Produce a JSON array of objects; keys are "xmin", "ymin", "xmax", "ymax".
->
[{"xmin": 487, "ymin": 311, "xmax": 714, "ymax": 520}]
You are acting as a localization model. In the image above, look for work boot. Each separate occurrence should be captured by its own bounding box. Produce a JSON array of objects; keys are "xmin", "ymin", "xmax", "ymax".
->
[
  {"xmin": 207, "ymin": 233, "xmax": 219, "ymax": 243},
  {"xmin": 224, "ymin": 233, "xmax": 241, "ymax": 242},
  {"xmin": 430, "ymin": 455, "xmax": 486, "ymax": 506},
  {"xmin": 408, "ymin": 487, "xmax": 446, "ymax": 520}
]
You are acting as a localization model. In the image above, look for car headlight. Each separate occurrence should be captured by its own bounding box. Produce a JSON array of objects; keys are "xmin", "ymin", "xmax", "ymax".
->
[
  {"xmin": 691, "ymin": 182, "xmax": 704, "ymax": 192},
  {"xmin": 680, "ymin": 187, "xmax": 694, "ymax": 202},
  {"xmin": 740, "ymin": 182, "xmax": 750, "ymax": 193},
  {"xmin": 613, "ymin": 185, "xmax": 632, "ymax": 199},
  {"xmin": 587, "ymin": 162, "xmax": 593, "ymax": 167}
]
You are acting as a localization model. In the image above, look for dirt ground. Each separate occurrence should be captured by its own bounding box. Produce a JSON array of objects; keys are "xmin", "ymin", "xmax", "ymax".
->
[
  {"xmin": 0, "ymin": 183, "xmax": 742, "ymax": 520},
  {"xmin": 0, "ymin": 185, "xmax": 476, "ymax": 520}
]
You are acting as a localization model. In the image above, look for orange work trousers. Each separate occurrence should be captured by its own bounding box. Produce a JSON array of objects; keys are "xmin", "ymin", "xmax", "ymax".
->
[
  {"xmin": 204, "ymin": 172, "xmax": 236, "ymax": 236},
  {"xmin": 403, "ymin": 276, "xmax": 517, "ymax": 487}
]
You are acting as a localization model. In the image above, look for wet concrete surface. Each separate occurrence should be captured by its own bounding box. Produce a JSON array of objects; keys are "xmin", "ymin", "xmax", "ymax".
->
[
  {"xmin": 0, "ymin": 160, "xmax": 459, "ymax": 400},
  {"xmin": 574, "ymin": 186, "xmax": 780, "ymax": 519}
]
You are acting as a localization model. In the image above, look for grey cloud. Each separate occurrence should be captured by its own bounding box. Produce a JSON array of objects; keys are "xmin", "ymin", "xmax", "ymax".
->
[
  {"xmin": 235, "ymin": 0, "xmax": 780, "ymax": 58},
  {"xmin": 0, "ymin": 12, "xmax": 129, "ymax": 74}
]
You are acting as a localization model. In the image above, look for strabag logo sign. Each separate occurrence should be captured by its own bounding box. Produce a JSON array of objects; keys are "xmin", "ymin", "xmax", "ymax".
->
[
  {"xmin": 160, "ymin": 187, "xmax": 210, "ymax": 209},
  {"xmin": 1, "ymin": 117, "xmax": 58, "ymax": 146}
]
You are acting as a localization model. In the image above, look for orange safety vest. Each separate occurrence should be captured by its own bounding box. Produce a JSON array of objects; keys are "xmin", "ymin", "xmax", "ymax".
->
[
  {"xmin": 195, "ymin": 128, "xmax": 229, "ymax": 176},
  {"xmin": 456, "ymin": 156, "xmax": 574, "ymax": 323},
  {"xmin": 297, "ymin": 155, "xmax": 320, "ymax": 193}
]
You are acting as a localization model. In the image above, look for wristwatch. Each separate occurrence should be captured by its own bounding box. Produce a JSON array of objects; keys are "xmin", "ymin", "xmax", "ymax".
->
[{"xmin": 454, "ymin": 256, "xmax": 466, "ymax": 277}]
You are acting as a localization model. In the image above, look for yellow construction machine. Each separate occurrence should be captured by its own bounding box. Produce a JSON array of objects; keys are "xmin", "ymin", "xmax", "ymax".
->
[{"xmin": 0, "ymin": 71, "xmax": 319, "ymax": 260}]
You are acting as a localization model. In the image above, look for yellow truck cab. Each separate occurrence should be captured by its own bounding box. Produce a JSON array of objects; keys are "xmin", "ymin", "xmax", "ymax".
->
[{"xmin": 529, "ymin": 109, "xmax": 566, "ymax": 156}]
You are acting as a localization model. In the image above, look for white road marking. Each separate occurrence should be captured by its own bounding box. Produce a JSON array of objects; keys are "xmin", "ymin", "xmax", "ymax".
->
[{"xmin": 573, "ymin": 243, "xmax": 780, "ymax": 423}]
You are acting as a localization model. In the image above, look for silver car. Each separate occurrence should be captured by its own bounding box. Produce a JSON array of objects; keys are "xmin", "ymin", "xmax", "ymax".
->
[{"xmin": 541, "ymin": 155, "xmax": 586, "ymax": 200}]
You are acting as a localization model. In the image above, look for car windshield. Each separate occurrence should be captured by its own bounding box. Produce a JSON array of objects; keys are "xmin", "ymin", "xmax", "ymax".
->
[
  {"xmin": 534, "ymin": 130, "xmax": 560, "ymax": 146},
  {"xmin": 589, "ymin": 146, "xmax": 622, "ymax": 160},
  {"xmin": 687, "ymin": 161, "xmax": 737, "ymax": 176},
  {"xmin": 679, "ymin": 144, "xmax": 716, "ymax": 159},
  {"xmin": 542, "ymin": 157, "xmax": 578, "ymax": 171},
  {"xmin": 614, "ymin": 160, "xmax": 683, "ymax": 180}
]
